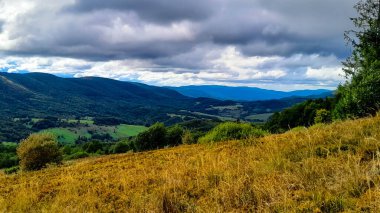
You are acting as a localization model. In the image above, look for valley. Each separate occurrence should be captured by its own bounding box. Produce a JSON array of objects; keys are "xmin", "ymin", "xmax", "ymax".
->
[{"xmin": 0, "ymin": 72, "xmax": 328, "ymax": 143}]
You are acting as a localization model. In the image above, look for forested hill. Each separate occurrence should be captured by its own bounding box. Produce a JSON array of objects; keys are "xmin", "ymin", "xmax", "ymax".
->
[
  {"xmin": 0, "ymin": 72, "xmax": 327, "ymax": 126},
  {"xmin": 0, "ymin": 72, "xmax": 191, "ymax": 123},
  {"xmin": 170, "ymin": 85, "xmax": 333, "ymax": 101}
]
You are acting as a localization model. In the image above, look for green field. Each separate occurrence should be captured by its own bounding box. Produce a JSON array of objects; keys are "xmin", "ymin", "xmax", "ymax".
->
[
  {"xmin": 62, "ymin": 119, "xmax": 94, "ymax": 125},
  {"xmin": 41, "ymin": 124, "xmax": 147, "ymax": 144},
  {"xmin": 245, "ymin": 113, "xmax": 273, "ymax": 122},
  {"xmin": 112, "ymin": 125, "xmax": 148, "ymax": 138},
  {"xmin": 1, "ymin": 142, "xmax": 17, "ymax": 146}
]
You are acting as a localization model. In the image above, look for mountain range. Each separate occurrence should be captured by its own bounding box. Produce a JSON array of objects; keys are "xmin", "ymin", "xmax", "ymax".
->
[
  {"xmin": 169, "ymin": 85, "xmax": 333, "ymax": 101},
  {"xmin": 0, "ymin": 72, "xmax": 333, "ymax": 126}
]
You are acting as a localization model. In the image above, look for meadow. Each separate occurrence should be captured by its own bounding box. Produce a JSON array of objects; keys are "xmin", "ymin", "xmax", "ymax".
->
[
  {"xmin": 0, "ymin": 115, "xmax": 379, "ymax": 212},
  {"xmin": 41, "ymin": 124, "xmax": 148, "ymax": 144},
  {"xmin": 245, "ymin": 113, "xmax": 274, "ymax": 123}
]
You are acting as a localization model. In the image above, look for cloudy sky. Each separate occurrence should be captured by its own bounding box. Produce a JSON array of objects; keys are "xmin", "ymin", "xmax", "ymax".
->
[{"xmin": 0, "ymin": 0, "xmax": 357, "ymax": 91}]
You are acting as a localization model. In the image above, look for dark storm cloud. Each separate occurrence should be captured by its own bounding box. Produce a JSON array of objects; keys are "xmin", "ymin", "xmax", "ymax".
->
[
  {"xmin": 0, "ymin": 0, "xmax": 358, "ymax": 89},
  {"xmin": 0, "ymin": 0, "xmax": 357, "ymax": 62},
  {"xmin": 66, "ymin": 0, "xmax": 218, "ymax": 23}
]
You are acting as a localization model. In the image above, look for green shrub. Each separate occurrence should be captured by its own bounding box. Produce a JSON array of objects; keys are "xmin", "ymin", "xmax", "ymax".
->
[
  {"xmin": 198, "ymin": 122, "xmax": 267, "ymax": 144},
  {"xmin": 166, "ymin": 125, "xmax": 184, "ymax": 146},
  {"xmin": 64, "ymin": 151, "xmax": 89, "ymax": 160},
  {"xmin": 82, "ymin": 141, "xmax": 104, "ymax": 153},
  {"xmin": 110, "ymin": 140, "xmax": 133, "ymax": 154},
  {"xmin": 61, "ymin": 145, "xmax": 73, "ymax": 155},
  {"xmin": 0, "ymin": 153, "xmax": 19, "ymax": 169},
  {"xmin": 182, "ymin": 130, "xmax": 196, "ymax": 145},
  {"xmin": 133, "ymin": 123, "xmax": 167, "ymax": 151},
  {"xmin": 17, "ymin": 133, "xmax": 62, "ymax": 171},
  {"xmin": 4, "ymin": 166, "xmax": 19, "ymax": 175}
]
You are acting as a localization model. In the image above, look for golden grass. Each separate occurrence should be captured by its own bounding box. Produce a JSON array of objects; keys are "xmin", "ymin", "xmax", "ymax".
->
[{"xmin": 1, "ymin": 116, "xmax": 380, "ymax": 212}]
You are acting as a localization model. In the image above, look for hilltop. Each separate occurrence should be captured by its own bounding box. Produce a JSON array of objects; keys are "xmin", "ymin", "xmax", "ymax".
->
[{"xmin": 1, "ymin": 115, "xmax": 379, "ymax": 212}]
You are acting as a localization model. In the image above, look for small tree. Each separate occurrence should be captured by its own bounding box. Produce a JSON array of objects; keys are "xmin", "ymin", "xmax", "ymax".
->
[
  {"xmin": 17, "ymin": 133, "xmax": 62, "ymax": 171},
  {"xmin": 133, "ymin": 123, "xmax": 167, "ymax": 151},
  {"xmin": 166, "ymin": 125, "xmax": 184, "ymax": 146},
  {"xmin": 111, "ymin": 140, "xmax": 133, "ymax": 154}
]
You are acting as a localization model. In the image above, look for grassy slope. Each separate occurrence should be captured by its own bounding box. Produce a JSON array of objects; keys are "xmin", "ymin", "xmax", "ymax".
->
[{"xmin": 1, "ymin": 116, "xmax": 380, "ymax": 212}]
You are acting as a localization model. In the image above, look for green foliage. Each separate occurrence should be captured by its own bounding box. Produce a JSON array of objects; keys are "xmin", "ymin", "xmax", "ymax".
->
[
  {"xmin": 64, "ymin": 151, "xmax": 90, "ymax": 160},
  {"xmin": 82, "ymin": 141, "xmax": 105, "ymax": 153},
  {"xmin": 4, "ymin": 166, "xmax": 19, "ymax": 175},
  {"xmin": 182, "ymin": 130, "xmax": 196, "ymax": 145},
  {"xmin": 61, "ymin": 145, "xmax": 73, "ymax": 155},
  {"xmin": 0, "ymin": 72, "xmax": 322, "ymax": 143},
  {"xmin": 110, "ymin": 141, "xmax": 133, "ymax": 154},
  {"xmin": 0, "ymin": 119, "xmax": 32, "ymax": 143},
  {"xmin": 32, "ymin": 117, "xmax": 62, "ymax": 130},
  {"xmin": 0, "ymin": 142, "xmax": 19, "ymax": 169},
  {"xmin": 133, "ymin": 123, "xmax": 168, "ymax": 151},
  {"xmin": 17, "ymin": 133, "xmax": 62, "ymax": 171},
  {"xmin": 177, "ymin": 119, "xmax": 221, "ymax": 133},
  {"xmin": 314, "ymin": 109, "xmax": 332, "ymax": 124},
  {"xmin": 132, "ymin": 123, "xmax": 187, "ymax": 151},
  {"xmin": 334, "ymin": 0, "xmax": 380, "ymax": 119},
  {"xmin": 166, "ymin": 125, "xmax": 184, "ymax": 146},
  {"xmin": 198, "ymin": 122, "xmax": 267, "ymax": 144},
  {"xmin": 93, "ymin": 117, "xmax": 124, "ymax": 126},
  {"xmin": 0, "ymin": 153, "xmax": 18, "ymax": 169},
  {"xmin": 265, "ymin": 98, "xmax": 335, "ymax": 133}
]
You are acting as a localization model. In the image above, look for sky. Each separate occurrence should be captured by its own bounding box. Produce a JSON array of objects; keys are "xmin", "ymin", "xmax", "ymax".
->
[{"xmin": 0, "ymin": 0, "xmax": 357, "ymax": 91}]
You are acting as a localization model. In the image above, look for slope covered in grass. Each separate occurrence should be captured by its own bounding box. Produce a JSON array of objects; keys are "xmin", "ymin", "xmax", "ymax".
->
[{"xmin": 1, "ymin": 116, "xmax": 380, "ymax": 212}]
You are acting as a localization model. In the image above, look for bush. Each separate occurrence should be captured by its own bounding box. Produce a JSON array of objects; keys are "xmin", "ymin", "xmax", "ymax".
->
[
  {"xmin": 133, "ymin": 123, "xmax": 167, "ymax": 151},
  {"xmin": 64, "ymin": 151, "xmax": 89, "ymax": 160},
  {"xmin": 111, "ymin": 141, "xmax": 133, "ymax": 154},
  {"xmin": 0, "ymin": 153, "xmax": 19, "ymax": 169},
  {"xmin": 199, "ymin": 122, "xmax": 267, "ymax": 144},
  {"xmin": 166, "ymin": 125, "xmax": 184, "ymax": 146},
  {"xmin": 17, "ymin": 133, "xmax": 62, "ymax": 171},
  {"xmin": 82, "ymin": 141, "xmax": 104, "ymax": 153},
  {"xmin": 182, "ymin": 130, "xmax": 196, "ymax": 145},
  {"xmin": 4, "ymin": 166, "xmax": 19, "ymax": 175},
  {"xmin": 264, "ymin": 98, "xmax": 335, "ymax": 133}
]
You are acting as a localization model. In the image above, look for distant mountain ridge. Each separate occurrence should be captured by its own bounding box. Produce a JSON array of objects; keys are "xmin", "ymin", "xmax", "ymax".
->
[
  {"xmin": 0, "ymin": 72, "xmax": 331, "ymax": 127},
  {"xmin": 169, "ymin": 85, "xmax": 333, "ymax": 101}
]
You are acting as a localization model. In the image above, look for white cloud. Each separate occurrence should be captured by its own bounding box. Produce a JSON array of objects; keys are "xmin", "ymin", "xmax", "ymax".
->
[
  {"xmin": 305, "ymin": 66, "xmax": 344, "ymax": 81},
  {"xmin": 0, "ymin": 45, "xmax": 345, "ymax": 91},
  {"xmin": 0, "ymin": 0, "xmax": 356, "ymax": 91}
]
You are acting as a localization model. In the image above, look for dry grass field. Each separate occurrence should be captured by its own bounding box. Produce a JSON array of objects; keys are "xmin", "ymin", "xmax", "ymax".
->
[{"xmin": 1, "ymin": 116, "xmax": 380, "ymax": 212}]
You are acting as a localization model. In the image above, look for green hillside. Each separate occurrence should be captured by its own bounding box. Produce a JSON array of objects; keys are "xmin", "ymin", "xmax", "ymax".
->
[{"xmin": 0, "ymin": 72, "xmax": 317, "ymax": 142}]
